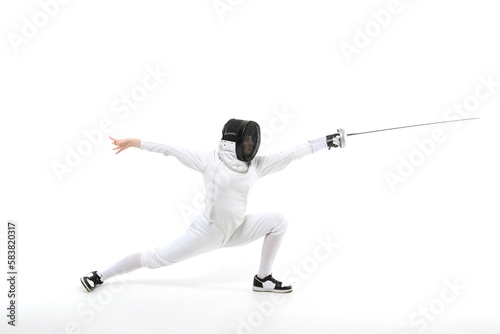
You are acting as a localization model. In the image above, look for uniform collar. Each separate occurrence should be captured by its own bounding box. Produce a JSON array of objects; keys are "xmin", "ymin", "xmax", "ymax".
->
[{"xmin": 218, "ymin": 140, "xmax": 249, "ymax": 173}]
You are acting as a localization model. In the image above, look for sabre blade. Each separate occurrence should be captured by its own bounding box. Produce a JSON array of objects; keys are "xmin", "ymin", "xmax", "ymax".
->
[{"xmin": 346, "ymin": 117, "xmax": 479, "ymax": 137}]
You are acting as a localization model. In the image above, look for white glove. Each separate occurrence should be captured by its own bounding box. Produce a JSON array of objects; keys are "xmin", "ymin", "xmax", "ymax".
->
[{"xmin": 326, "ymin": 128, "xmax": 346, "ymax": 149}]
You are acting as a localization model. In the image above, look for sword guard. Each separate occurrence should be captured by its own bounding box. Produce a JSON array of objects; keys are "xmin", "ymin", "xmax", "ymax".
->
[{"xmin": 337, "ymin": 128, "xmax": 346, "ymax": 148}]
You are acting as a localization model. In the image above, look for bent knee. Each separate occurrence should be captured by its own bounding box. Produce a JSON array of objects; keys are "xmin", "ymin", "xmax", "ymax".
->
[{"xmin": 269, "ymin": 212, "xmax": 288, "ymax": 235}]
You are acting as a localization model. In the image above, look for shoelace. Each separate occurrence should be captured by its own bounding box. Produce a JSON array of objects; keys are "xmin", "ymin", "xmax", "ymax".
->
[{"xmin": 267, "ymin": 276, "xmax": 279, "ymax": 284}]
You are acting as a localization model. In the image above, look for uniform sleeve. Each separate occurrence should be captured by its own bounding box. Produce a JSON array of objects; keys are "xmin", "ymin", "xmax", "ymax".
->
[
  {"xmin": 253, "ymin": 137, "xmax": 327, "ymax": 178},
  {"xmin": 140, "ymin": 140, "xmax": 211, "ymax": 173}
]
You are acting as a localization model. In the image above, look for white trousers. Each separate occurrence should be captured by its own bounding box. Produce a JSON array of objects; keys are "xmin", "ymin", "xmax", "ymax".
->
[{"xmin": 140, "ymin": 212, "xmax": 288, "ymax": 269}]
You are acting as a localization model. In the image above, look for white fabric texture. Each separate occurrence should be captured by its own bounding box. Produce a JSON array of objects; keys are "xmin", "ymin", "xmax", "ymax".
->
[
  {"xmin": 140, "ymin": 216, "xmax": 225, "ymax": 269},
  {"xmin": 257, "ymin": 233, "xmax": 286, "ymax": 279},
  {"xmin": 97, "ymin": 137, "xmax": 327, "ymax": 278},
  {"xmin": 309, "ymin": 136, "xmax": 328, "ymax": 153},
  {"xmin": 140, "ymin": 212, "xmax": 288, "ymax": 269},
  {"xmin": 99, "ymin": 253, "xmax": 142, "ymax": 281},
  {"xmin": 140, "ymin": 137, "xmax": 326, "ymax": 242},
  {"xmin": 218, "ymin": 140, "xmax": 249, "ymax": 173}
]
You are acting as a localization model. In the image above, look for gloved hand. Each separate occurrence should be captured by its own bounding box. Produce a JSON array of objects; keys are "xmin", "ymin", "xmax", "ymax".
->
[{"xmin": 326, "ymin": 129, "xmax": 346, "ymax": 149}]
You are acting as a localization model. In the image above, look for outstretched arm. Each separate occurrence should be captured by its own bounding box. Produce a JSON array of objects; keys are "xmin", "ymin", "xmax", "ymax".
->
[
  {"xmin": 253, "ymin": 138, "xmax": 324, "ymax": 178},
  {"xmin": 254, "ymin": 130, "xmax": 345, "ymax": 178},
  {"xmin": 109, "ymin": 136, "xmax": 211, "ymax": 173}
]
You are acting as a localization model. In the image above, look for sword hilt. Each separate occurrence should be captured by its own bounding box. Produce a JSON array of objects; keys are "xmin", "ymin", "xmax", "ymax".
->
[{"xmin": 327, "ymin": 128, "xmax": 346, "ymax": 149}]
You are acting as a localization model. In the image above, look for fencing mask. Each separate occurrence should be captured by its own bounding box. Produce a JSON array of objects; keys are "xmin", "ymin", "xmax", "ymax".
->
[{"xmin": 221, "ymin": 119, "xmax": 261, "ymax": 162}]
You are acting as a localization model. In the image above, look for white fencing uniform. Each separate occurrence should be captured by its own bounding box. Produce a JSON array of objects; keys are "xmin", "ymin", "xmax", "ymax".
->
[
  {"xmin": 99, "ymin": 137, "xmax": 327, "ymax": 281},
  {"xmin": 139, "ymin": 138, "xmax": 327, "ymax": 269}
]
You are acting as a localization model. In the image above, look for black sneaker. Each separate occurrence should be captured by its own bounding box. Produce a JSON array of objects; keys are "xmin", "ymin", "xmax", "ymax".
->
[
  {"xmin": 253, "ymin": 274, "xmax": 292, "ymax": 293},
  {"xmin": 80, "ymin": 271, "xmax": 103, "ymax": 292}
]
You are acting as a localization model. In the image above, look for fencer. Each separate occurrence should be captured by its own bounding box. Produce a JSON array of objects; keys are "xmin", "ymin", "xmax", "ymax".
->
[{"xmin": 80, "ymin": 119, "xmax": 344, "ymax": 293}]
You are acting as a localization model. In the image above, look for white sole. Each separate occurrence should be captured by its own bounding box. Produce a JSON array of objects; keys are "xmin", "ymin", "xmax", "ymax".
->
[
  {"xmin": 80, "ymin": 277, "xmax": 91, "ymax": 292},
  {"xmin": 252, "ymin": 286, "xmax": 292, "ymax": 293}
]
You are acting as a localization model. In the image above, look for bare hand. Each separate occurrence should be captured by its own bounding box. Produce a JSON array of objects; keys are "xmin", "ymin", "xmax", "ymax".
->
[{"xmin": 109, "ymin": 136, "xmax": 138, "ymax": 154}]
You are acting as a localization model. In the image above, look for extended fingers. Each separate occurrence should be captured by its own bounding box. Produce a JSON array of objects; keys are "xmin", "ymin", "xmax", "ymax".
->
[{"xmin": 109, "ymin": 136, "xmax": 129, "ymax": 154}]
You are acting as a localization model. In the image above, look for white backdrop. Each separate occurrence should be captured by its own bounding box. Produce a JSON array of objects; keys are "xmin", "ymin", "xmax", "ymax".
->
[{"xmin": 1, "ymin": 1, "xmax": 499, "ymax": 333}]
